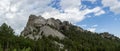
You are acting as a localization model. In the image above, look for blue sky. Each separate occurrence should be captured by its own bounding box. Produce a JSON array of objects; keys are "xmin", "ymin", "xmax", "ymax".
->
[
  {"xmin": 78, "ymin": 0, "xmax": 120, "ymax": 37},
  {"xmin": 0, "ymin": 0, "xmax": 120, "ymax": 37}
]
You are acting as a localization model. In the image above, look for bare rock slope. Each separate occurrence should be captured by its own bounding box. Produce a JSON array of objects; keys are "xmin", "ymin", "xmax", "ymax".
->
[{"xmin": 21, "ymin": 15, "xmax": 67, "ymax": 40}]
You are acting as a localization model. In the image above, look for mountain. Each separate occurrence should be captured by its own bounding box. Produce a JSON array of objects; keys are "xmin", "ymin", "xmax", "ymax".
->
[
  {"xmin": 100, "ymin": 32, "xmax": 119, "ymax": 40},
  {"xmin": 21, "ymin": 15, "xmax": 83, "ymax": 40},
  {"xmin": 20, "ymin": 15, "xmax": 120, "ymax": 51},
  {"xmin": 0, "ymin": 15, "xmax": 120, "ymax": 51},
  {"xmin": 21, "ymin": 15, "xmax": 65, "ymax": 40},
  {"xmin": 21, "ymin": 15, "xmax": 118, "ymax": 40}
]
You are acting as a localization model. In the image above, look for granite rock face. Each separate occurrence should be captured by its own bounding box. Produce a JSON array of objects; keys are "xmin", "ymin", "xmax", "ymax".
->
[
  {"xmin": 21, "ymin": 15, "xmax": 84, "ymax": 40},
  {"xmin": 100, "ymin": 32, "xmax": 119, "ymax": 40},
  {"xmin": 21, "ymin": 15, "xmax": 66, "ymax": 40}
]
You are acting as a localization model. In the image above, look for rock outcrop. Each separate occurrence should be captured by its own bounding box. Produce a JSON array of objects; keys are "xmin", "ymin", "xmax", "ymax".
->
[
  {"xmin": 21, "ymin": 15, "xmax": 84, "ymax": 40},
  {"xmin": 21, "ymin": 15, "xmax": 65, "ymax": 40},
  {"xmin": 100, "ymin": 32, "xmax": 119, "ymax": 40}
]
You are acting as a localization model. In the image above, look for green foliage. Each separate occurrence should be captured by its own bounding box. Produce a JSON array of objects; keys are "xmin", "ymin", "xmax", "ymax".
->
[
  {"xmin": 0, "ymin": 23, "xmax": 14, "ymax": 35},
  {"xmin": 0, "ymin": 23, "xmax": 120, "ymax": 51},
  {"xmin": 60, "ymin": 25, "xmax": 120, "ymax": 51},
  {"xmin": 0, "ymin": 44, "xmax": 3, "ymax": 51},
  {"xmin": 0, "ymin": 23, "xmax": 15, "ymax": 51}
]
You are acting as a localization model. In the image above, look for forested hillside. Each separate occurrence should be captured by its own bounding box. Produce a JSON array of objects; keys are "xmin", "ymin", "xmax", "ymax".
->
[
  {"xmin": 0, "ymin": 23, "xmax": 120, "ymax": 51},
  {"xmin": 0, "ymin": 15, "xmax": 120, "ymax": 51}
]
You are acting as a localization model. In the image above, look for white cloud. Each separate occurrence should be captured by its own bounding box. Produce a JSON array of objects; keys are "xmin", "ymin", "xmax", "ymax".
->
[
  {"xmin": 102, "ymin": 0, "xmax": 120, "ymax": 14},
  {"xmin": 90, "ymin": 0, "xmax": 96, "ymax": 3},
  {"xmin": 87, "ymin": 28, "xmax": 96, "ymax": 32},
  {"xmin": 0, "ymin": 0, "xmax": 105, "ymax": 35},
  {"xmin": 87, "ymin": 24, "xmax": 98, "ymax": 32},
  {"xmin": 42, "ymin": 6, "xmax": 105, "ymax": 23},
  {"xmin": 92, "ymin": 7, "xmax": 105, "ymax": 16},
  {"xmin": 0, "ymin": 0, "xmax": 53, "ymax": 35},
  {"xmin": 60, "ymin": 0, "xmax": 81, "ymax": 9},
  {"xmin": 95, "ymin": 10, "xmax": 105, "ymax": 16},
  {"xmin": 92, "ymin": 24, "xmax": 98, "ymax": 27}
]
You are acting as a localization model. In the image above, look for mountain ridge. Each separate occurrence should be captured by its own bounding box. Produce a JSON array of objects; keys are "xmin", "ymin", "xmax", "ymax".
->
[
  {"xmin": 21, "ymin": 15, "xmax": 119, "ymax": 40},
  {"xmin": 21, "ymin": 15, "xmax": 66, "ymax": 40},
  {"xmin": 21, "ymin": 14, "xmax": 119, "ymax": 40},
  {"xmin": 0, "ymin": 15, "xmax": 120, "ymax": 51}
]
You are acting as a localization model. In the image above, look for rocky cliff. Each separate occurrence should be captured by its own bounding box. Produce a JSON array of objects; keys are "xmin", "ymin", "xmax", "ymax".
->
[{"xmin": 21, "ymin": 15, "xmax": 80, "ymax": 40}]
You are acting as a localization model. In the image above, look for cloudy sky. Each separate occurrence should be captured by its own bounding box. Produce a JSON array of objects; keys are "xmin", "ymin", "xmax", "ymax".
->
[{"xmin": 0, "ymin": 0, "xmax": 120, "ymax": 37}]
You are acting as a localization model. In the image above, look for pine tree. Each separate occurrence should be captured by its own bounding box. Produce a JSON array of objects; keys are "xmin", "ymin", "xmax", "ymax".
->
[{"xmin": 0, "ymin": 23, "xmax": 15, "ymax": 51}]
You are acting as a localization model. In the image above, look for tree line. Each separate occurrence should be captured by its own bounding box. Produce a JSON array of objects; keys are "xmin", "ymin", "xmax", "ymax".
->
[{"xmin": 0, "ymin": 23, "xmax": 120, "ymax": 51}]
